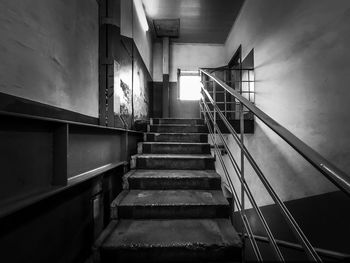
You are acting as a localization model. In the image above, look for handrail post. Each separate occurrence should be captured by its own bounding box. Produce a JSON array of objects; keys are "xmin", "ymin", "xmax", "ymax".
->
[
  {"xmin": 200, "ymin": 71, "xmax": 205, "ymax": 119},
  {"xmin": 213, "ymin": 78, "xmax": 217, "ymax": 154},
  {"xmin": 240, "ymin": 76, "xmax": 246, "ymax": 262}
]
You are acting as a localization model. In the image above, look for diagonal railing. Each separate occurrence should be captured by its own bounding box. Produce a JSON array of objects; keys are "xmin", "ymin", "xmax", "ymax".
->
[{"xmin": 199, "ymin": 68, "xmax": 350, "ymax": 262}]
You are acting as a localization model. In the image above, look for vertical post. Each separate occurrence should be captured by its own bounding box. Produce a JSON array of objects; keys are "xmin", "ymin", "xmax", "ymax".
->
[
  {"xmin": 53, "ymin": 123, "xmax": 69, "ymax": 186},
  {"xmin": 162, "ymin": 37, "xmax": 170, "ymax": 118},
  {"xmin": 239, "ymin": 60, "xmax": 246, "ymax": 262},
  {"xmin": 224, "ymin": 70, "xmax": 227, "ymax": 119},
  {"xmin": 213, "ymin": 78, "xmax": 217, "ymax": 151},
  {"xmin": 200, "ymin": 72, "xmax": 204, "ymax": 123},
  {"xmin": 248, "ymin": 70, "xmax": 251, "ymax": 102}
]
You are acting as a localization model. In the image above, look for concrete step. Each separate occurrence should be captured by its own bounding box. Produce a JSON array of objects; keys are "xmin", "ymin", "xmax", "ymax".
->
[
  {"xmin": 140, "ymin": 142, "xmax": 211, "ymax": 154},
  {"xmin": 126, "ymin": 170, "xmax": 221, "ymax": 190},
  {"xmin": 149, "ymin": 124, "xmax": 208, "ymax": 133},
  {"xmin": 112, "ymin": 190, "xmax": 229, "ymax": 219},
  {"xmin": 134, "ymin": 154, "xmax": 215, "ymax": 170},
  {"xmin": 151, "ymin": 118, "xmax": 204, "ymax": 125},
  {"xmin": 145, "ymin": 133, "xmax": 208, "ymax": 143},
  {"xmin": 100, "ymin": 219, "xmax": 242, "ymax": 263}
]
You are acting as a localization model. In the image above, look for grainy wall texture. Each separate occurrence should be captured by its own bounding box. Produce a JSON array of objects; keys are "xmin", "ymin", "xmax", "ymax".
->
[
  {"xmin": 221, "ymin": 0, "xmax": 350, "ymax": 206},
  {"xmin": 0, "ymin": 0, "xmax": 99, "ymax": 117},
  {"xmin": 220, "ymin": 0, "xmax": 350, "ymax": 259}
]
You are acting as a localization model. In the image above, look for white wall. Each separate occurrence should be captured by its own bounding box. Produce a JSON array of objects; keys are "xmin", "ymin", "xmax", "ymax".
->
[
  {"xmin": 0, "ymin": 0, "xmax": 99, "ymax": 117},
  {"xmin": 170, "ymin": 43, "xmax": 226, "ymax": 82},
  {"xmin": 220, "ymin": 0, "xmax": 350, "ymax": 206},
  {"xmin": 153, "ymin": 42, "xmax": 226, "ymax": 82}
]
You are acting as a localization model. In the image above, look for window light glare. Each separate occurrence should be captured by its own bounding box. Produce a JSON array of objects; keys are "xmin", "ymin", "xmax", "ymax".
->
[
  {"xmin": 179, "ymin": 75, "xmax": 201, "ymax": 100},
  {"xmin": 134, "ymin": 0, "xmax": 149, "ymax": 32}
]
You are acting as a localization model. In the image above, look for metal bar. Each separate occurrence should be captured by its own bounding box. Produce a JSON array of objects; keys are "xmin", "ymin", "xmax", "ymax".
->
[
  {"xmin": 201, "ymin": 86, "xmax": 322, "ymax": 262},
  {"xmin": 201, "ymin": 101, "xmax": 263, "ymax": 261},
  {"xmin": 239, "ymin": 233, "xmax": 350, "ymax": 261},
  {"xmin": 205, "ymin": 90, "xmax": 254, "ymax": 94},
  {"xmin": 213, "ymin": 80, "xmax": 217, "ymax": 149},
  {"xmin": 239, "ymin": 64, "xmax": 246, "ymax": 262},
  {"xmin": 200, "ymin": 69, "xmax": 350, "ymax": 197},
  {"xmin": 248, "ymin": 70, "xmax": 251, "ymax": 102},
  {"xmin": 202, "ymin": 97, "xmax": 284, "ymax": 261}
]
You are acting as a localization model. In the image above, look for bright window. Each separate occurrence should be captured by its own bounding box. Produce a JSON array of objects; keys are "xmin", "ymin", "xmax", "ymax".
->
[{"xmin": 179, "ymin": 71, "xmax": 201, "ymax": 100}]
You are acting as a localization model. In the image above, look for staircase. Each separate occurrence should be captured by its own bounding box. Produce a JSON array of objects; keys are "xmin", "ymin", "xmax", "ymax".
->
[{"xmin": 98, "ymin": 118, "xmax": 242, "ymax": 262}]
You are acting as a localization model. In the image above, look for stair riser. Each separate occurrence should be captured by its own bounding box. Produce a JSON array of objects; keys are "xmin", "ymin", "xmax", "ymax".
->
[
  {"xmin": 101, "ymin": 246, "xmax": 241, "ymax": 263},
  {"xmin": 145, "ymin": 133, "xmax": 208, "ymax": 143},
  {"xmin": 136, "ymin": 158, "xmax": 215, "ymax": 170},
  {"xmin": 152, "ymin": 119, "xmax": 204, "ymax": 125},
  {"xmin": 115, "ymin": 205, "xmax": 229, "ymax": 219},
  {"xmin": 141, "ymin": 144, "xmax": 210, "ymax": 154},
  {"xmin": 128, "ymin": 178, "xmax": 221, "ymax": 190},
  {"xmin": 149, "ymin": 125, "xmax": 208, "ymax": 133}
]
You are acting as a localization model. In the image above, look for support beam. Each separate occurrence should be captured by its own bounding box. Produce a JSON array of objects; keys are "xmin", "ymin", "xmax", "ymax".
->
[{"xmin": 162, "ymin": 37, "xmax": 170, "ymax": 118}]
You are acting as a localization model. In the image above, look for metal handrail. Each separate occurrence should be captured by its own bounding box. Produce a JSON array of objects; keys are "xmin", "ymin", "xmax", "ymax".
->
[
  {"xmin": 201, "ymin": 99, "xmax": 284, "ymax": 261},
  {"xmin": 200, "ymin": 69, "xmax": 350, "ymax": 196},
  {"xmin": 238, "ymin": 233, "xmax": 350, "ymax": 261},
  {"xmin": 200, "ymin": 101, "xmax": 263, "ymax": 261},
  {"xmin": 200, "ymin": 68, "xmax": 350, "ymax": 261},
  {"xmin": 201, "ymin": 90, "xmax": 321, "ymax": 261}
]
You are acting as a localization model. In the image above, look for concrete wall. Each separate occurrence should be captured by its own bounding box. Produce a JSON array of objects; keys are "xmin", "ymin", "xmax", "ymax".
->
[
  {"xmin": 0, "ymin": 0, "xmax": 99, "ymax": 117},
  {"xmin": 220, "ymin": 0, "xmax": 350, "ymax": 206}
]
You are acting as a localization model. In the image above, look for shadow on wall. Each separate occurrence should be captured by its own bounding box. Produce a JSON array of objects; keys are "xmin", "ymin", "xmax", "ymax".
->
[
  {"xmin": 212, "ymin": 122, "xmax": 348, "ymax": 260},
  {"xmin": 216, "ymin": 119, "xmax": 337, "ymax": 208}
]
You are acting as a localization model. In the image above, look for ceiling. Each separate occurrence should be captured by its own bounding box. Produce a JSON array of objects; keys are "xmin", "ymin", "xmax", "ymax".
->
[{"xmin": 142, "ymin": 0, "xmax": 245, "ymax": 44}]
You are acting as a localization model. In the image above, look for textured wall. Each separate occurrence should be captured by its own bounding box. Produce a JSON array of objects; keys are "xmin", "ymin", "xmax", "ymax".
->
[
  {"xmin": 221, "ymin": 0, "xmax": 350, "ymax": 206},
  {"xmin": 0, "ymin": 0, "xmax": 99, "ymax": 117}
]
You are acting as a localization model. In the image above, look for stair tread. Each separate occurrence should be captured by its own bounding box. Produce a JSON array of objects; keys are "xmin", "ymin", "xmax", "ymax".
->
[
  {"xmin": 137, "ymin": 154, "xmax": 214, "ymax": 159},
  {"xmin": 152, "ymin": 118, "xmax": 204, "ymax": 120},
  {"xmin": 129, "ymin": 170, "xmax": 220, "ymax": 179},
  {"xmin": 146, "ymin": 132, "xmax": 208, "ymax": 135},
  {"xmin": 142, "ymin": 142, "xmax": 210, "ymax": 145},
  {"xmin": 118, "ymin": 190, "xmax": 228, "ymax": 207},
  {"xmin": 101, "ymin": 219, "xmax": 242, "ymax": 249},
  {"xmin": 151, "ymin": 124, "xmax": 206, "ymax": 127}
]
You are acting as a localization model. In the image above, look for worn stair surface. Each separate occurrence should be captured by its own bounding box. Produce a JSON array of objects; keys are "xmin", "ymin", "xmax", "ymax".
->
[
  {"xmin": 140, "ymin": 142, "xmax": 211, "ymax": 154},
  {"xmin": 126, "ymin": 170, "xmax": 221, "ymax": 190},
  {"xmin": 112, "ymin": 189, "xmax": 229, "ymax": 219},
  {"xmin": 100, "ymin": 219, "xmax": 241, "ymax": 263},
  {"xmin": 99, "ymin": 118, "xmax": 242, "ymax": 262}
]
